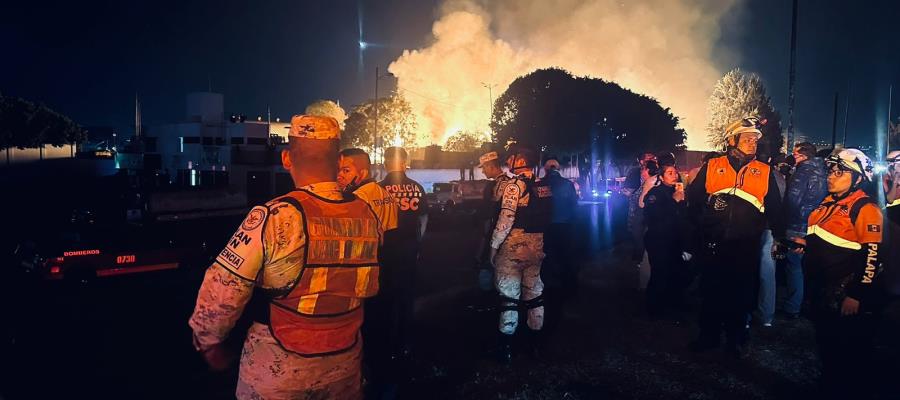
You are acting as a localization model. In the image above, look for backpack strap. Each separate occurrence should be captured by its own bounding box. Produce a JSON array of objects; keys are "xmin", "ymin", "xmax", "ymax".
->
[{"xmin": 849, "ymin": 197, "xmax": 877, "ymax": 226}]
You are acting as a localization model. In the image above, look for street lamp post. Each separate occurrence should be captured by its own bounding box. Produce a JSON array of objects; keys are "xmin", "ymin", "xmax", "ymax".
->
[
  {"xmin": 481, "ymin": 82, "xmax": 497, "ymax": 133},
  {"xmin": 374, "ymin": 66, "xmax": 394, "ymax": 165}
]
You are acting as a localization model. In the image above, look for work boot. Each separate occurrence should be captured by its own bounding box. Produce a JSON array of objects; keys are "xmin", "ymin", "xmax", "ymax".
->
[{"xmin": 496, "ymin": 332, "xmax": 513, "ymax": 365}]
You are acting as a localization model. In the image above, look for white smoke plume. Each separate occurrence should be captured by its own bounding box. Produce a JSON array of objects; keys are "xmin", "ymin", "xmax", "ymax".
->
[{"xmin": 388, "ymin": 0, "xmax": 740, "ymax": 150}]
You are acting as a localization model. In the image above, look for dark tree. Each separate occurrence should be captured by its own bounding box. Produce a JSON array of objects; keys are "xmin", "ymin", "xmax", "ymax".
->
[
  {"xmin": 490, "ymin": 68, "xmax": 686, "ymax": 167},
  {"xmin": 0, "ymin": 93, "xmax": 86, "ymax": 150}
]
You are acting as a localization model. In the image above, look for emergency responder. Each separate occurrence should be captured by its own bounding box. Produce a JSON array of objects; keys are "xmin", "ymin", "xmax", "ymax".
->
[
  {"xmin": 475, "ymin": 150, "xmax": 511, "ymax": 290},
  {"xmin": 378, "ymin": 147, "xmax": 428, "ymax": 368},
  {"xmin": 337, "ymin": 147, "xmax": 399, "ymax": 233},
  {"xmin": 490, "ymin": 144, "xmax": 553, "ymax": 363},
  {"xmin": 800, "ymin": 149, "xmax": 884, "ymax": 398},
  {"xmin": 686, "ymin": 116, "xmax": 784, "ymax": 358},
  {"xmin": 336, "ymin": 147, "xmax": 399, "ymax": 398},
  {"xmin": 188, "ymin": 115, "xmax": 381, "ymax": 399}
]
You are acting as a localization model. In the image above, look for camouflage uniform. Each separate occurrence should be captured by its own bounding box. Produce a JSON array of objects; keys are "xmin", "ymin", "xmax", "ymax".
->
[
  {"xmin": 189, "ymin": 182, "xmax": 366, "ymax": 400},
  {"xmin": 491, "ymin": 173, "xmax": 548, "ymax": 334}
]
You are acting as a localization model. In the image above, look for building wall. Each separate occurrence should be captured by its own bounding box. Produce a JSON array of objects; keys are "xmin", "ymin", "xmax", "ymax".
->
[{"xmin": 4, "ymin": 145, "xmax": 75, "ymax": 164}]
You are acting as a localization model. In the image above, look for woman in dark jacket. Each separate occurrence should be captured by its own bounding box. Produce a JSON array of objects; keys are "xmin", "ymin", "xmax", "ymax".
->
[{"xmin": 643, "ymin": 165, "xmax": 691, "ymax": 316}]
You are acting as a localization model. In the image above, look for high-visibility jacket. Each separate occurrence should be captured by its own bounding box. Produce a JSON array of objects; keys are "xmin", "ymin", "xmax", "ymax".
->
[
  {"xmin": 804, "ymin": 189, "xmax": 884, "ymax": 309},
  {"xmin": 705, "ymin": 156, "xmax": 770, "ymax": 213},
  {"xmin": 807, "ymin": 189, "xmax": 880, "ymax": 251},
  {"xmin": 267, "ymin": 190, "xmax": 381, "ymax": 357}
]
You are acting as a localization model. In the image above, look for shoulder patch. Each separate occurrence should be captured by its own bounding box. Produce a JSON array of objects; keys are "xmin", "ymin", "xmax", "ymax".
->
[
  {"xmin": 241, "ymin": 207, "xmax": 266, "ymax": 231},
  {"xmin": 867, "ymin": 224, "xmax": 881, "ymax": 233}
]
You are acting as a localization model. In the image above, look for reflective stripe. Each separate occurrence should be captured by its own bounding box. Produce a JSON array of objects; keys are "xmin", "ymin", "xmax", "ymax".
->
[
  {"xmin": 807, "ymin": 225, "xmax": 862, "ymax": 250},
  {"xmin": 887, "ymin": 199, "xmax": 900, "ymax": 208},
  {"xmin": 354, "ymin": 266, "xmax": 373, "ymax": 297},
  {"xmin": 712, "ymin": 188, "xmax": 766, "ymax": 212},
  {"xmin": 297, "ymin": 294, "xmax": 319, "ymax": 314}
]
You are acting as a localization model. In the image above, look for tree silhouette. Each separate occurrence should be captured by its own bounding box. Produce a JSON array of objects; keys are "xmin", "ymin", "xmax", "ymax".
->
[
  {"xmin": 490, "ymin": 68, "xmax": 686, "ymax": 165},
  {"xmin": 343, "ymin": 94, "xmax": 418, "ymax": 150},
  {"xmin": 444, "ymin": 130, "xmax": 488, "ymax": 152},
  {"xmin": 305, "ymin": 99, "xmax": 348, "ymax": 130},
  {"xmin": 706, "ymin": 69, "xmax": 784, "ymax": 155},
  {"xmin": 0, "ymin": 93, "xmax": 86, "ymax": 162}
]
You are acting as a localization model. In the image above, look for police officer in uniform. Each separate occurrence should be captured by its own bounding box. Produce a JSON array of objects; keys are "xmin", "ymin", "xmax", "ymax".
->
[
  {"xmin": 336, "ymin": 147, "xmax": 400, "ymax": 397},
  {"xmin": 800, "ymin": 149, "xmax": 884, "ymax": 398},
  {"xmin": 337, "ymin": 147, "xmax": 399, "ymax": 233},
  {"xmin": 189, "ymin": 115, "xmax": 381, "ymax": 399},
  {"xmin": 687, "ymin": 117, "xmax": 784, "ymax": 357},
  {"xmin": 378, "ymin": 147, "xmax": 428, "ymax": 367},
  {"xmin": 489, "ymin": 144, "xmax": 553, "ymax": 363}
]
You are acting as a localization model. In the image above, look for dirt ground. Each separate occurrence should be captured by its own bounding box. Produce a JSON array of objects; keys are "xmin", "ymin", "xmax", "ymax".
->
[{"xmin": 3, "ymin": 202, "xmax": 899, "ymax": 399}]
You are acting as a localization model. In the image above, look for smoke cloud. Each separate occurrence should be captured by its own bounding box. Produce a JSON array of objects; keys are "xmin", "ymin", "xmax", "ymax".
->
[{"xmin": 388, "ymin": 0, "xmax": 740, "ymax": 150}]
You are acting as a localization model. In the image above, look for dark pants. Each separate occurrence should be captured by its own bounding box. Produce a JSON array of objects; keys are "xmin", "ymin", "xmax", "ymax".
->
[
  {"xmin": 812, "ymin": 311, "xmax": 880, "ymax": 399},
  {"xmin": 363, "ymin": 240, "xmax": 419, "ymax": 392},
  {"xmin": 542, "ymin": 223, "xmax": 577, "ymax": 292},
  {"xmin": 645, "ymin": 232, "xmax": 685, "ymax": 315},
  {"xmin": 696, "ymin": 237, "xmax": 761, "ymax": 346}
]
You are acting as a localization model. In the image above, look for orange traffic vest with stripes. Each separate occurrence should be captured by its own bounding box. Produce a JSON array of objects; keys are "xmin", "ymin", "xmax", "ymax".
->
[
  {"xmin": 705, "ymin": 156, "xmax": 770, "ymax": 212},
  {"xmin": 807, "ymin": 189, "xmax": 878, "ymax": 250},
  {"xmin": 269, "ymin": 190, "xmax": 381, "ymax": 357}
]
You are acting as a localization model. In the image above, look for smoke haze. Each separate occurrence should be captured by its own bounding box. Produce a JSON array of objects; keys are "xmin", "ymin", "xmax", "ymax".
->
[{"xmin": 388, "ymin": 0, "xmax": 740, "ymax": 150}]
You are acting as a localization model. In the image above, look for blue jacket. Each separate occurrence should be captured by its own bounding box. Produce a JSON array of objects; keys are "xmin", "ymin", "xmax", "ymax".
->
[{"xmin": 784, "ymin": 157, "xmax": 827, "ymax": 238}]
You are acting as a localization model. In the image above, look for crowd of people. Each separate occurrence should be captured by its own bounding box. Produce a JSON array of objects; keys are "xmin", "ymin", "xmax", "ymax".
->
[
  {"xmin": 625, "ymin": 116, "xmax": 900, "ymax": 398},
  {"xmin": 184, "ymin": 113, "xmax": 898, "ymax": 399}
]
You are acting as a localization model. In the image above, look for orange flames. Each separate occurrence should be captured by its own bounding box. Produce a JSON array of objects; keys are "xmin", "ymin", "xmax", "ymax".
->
[{"xmin": 388, "ymin": 0, "xmax": 740, "ymax": 150}]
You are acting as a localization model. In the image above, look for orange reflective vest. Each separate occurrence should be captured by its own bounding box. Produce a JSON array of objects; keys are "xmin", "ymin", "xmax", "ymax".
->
[
  {"xmin": 807, "ymin": 189, "xmax": 880, "ymax": 250},
  {"xmin": 268, "ymin": 190, "xmax": 381, "ymax": 357},
  {"xmin": 705, "ymin": 156, "xmax": 770, "ymax": 212}
]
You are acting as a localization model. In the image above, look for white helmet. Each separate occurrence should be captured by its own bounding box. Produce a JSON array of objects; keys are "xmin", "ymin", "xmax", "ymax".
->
[{"xmin": 826, "ymin": 148, "xmax": 874, "ymax": 182}]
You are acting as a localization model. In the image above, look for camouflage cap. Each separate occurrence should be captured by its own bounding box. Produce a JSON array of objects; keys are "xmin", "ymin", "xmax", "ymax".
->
[
  {"xmin": 478, "ymin": 151, "xmax": 499, "ymax": 167},
  {"xmin": 287, "ymin": 115, "xmax": 340, "ymax": 140}
]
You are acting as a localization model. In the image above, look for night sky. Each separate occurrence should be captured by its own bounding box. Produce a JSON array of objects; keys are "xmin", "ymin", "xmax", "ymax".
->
[{"xmin": 2, "ymin": 0, "xmax": 899, "ymax": 149}]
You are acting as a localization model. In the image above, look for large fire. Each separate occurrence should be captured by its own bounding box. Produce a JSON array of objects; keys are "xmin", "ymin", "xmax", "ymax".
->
[{"xmin": 388, "ymin": 0, "xmax": 740, "ymax": 150}]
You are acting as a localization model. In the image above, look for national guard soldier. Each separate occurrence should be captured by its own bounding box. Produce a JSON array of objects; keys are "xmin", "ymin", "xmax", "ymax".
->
[
  {"xmin": 189, "ymin": 115, "xmax": 381, "ymax": 399},
  {"xmin": 475, "ymin": 150, "xmax": 511, "ymax": 290},
  {"xmin": 489, "ymin": 144, "xmax": 553, "ymax": 363}
]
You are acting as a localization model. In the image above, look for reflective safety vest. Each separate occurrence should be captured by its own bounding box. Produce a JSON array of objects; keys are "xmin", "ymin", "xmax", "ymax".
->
[
  {"xmin": 705, "ymin": 156, "xmax": 770, "ymax": 213},
  {"xmin": 268, "ymin": 190, "xmax": 381, "ymax": 357},
  {"xmin": 807, "ymin": 189, "xmax": 878, "ymax": 250}
]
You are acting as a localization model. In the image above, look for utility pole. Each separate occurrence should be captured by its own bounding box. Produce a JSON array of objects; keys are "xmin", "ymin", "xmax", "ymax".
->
[
  {"xmin": 374, "ymin": 66, "xmax": 379, "ymax": 165},
  {"xmin": 887, "ymin": 85, "xmax": 893, "ymax": 159},
  {"xmin": 481, "ymin": 82, "xmax": 497, "ymax": 133},
  {"xmin": 830, "ymin": 92, "xmax": 838, "ymax": 148},
  {"xmin": 787, "ymin": 0, "xmax": 799, "ymax": 148},
  {"xmin": 842, "ymin": 81, "xmax": 851, "ymax": 145}
]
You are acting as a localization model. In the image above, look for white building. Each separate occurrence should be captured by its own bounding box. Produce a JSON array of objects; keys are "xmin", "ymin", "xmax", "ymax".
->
[{"xmin": 144, "ymin": 92, "xmax": 293, "ymax": 204}]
